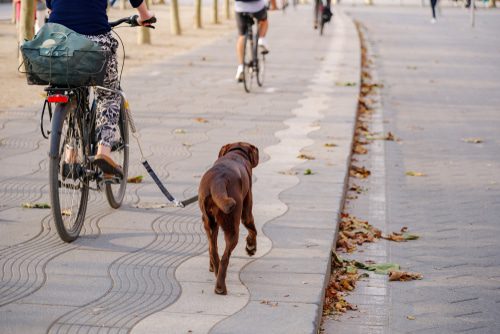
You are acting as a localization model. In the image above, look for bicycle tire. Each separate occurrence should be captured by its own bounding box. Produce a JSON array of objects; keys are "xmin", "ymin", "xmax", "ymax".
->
[
  {"xmin": 256, "ymin": 38, "xmax": 266, "ymax": 87},
  {"xmin": 104, "ymin": 99, "xmax": 129, "ymax": 208},
  {"xmin": 243, "ymin": 32, "xmax": 254, "ymax": 93},
  {"xmin": 49, "ymin": 103, "xmax": 89, "ymax": 242}
]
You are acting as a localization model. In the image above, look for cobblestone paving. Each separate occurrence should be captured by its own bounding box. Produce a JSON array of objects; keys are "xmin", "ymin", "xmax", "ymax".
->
[{"xmin": 323, "ymin": 6, "xmax": 500, "ymax": 334}]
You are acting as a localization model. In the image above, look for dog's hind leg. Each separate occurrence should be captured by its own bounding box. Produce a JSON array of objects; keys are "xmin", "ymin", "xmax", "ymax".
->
[
  {"xmin": 203, "ymin": 214, "xmax": 220, "ymax": 275},
  {"xmin": 215, "ymin": 222, "xmax": 239, "ymax": 295},
  {"xmin": 242, "ymin": 194, "xmax": 257, "ymax": 256}
]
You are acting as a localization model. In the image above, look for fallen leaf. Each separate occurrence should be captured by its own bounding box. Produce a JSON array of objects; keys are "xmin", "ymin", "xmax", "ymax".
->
[
  {"xmin": 350, "ymin": 165, "xmax": 371, "ymax": 179},
  {"xmin": 462, "ymin": 138, "xmax": 483, "ymax": 144},
  {"xmin": 174, "ymin": 129, "xmax": 186, "ymax": 134},
  {"xmin": 324, "ymin": 143, "xmax": 338, "ymax": 148},
  {"xmin": 389, "ymin": 270, "xmax": 423, "ymax": 282},
  {"xmin": 335, "ymin": 81, "xmax": 357, "ymax": 87},
  {"xmin": 304, "ymin": 169, "xmax": 313, "ymax": 175},
  {"xmin": 353, "ymin": 144, "xmax": 368, "ymax": 155},
  {"xmin": 297, "ymin": 154, "xmax": 315, "ymax": 160},
  {"xmin": 127, "ymin": 175, "xmax": 143, "ymax": 183},
  {"xmin": 182, "ymin": 142, "xmax": 192, "ymax": 147},
  {"xmin": 407, "ymin": 315, "xmax": 416, "ymax": 320},
  {"xmin": 21, "ymin": 202, "xmax": 50, "ymax": 209},
  {"xmin": 61, "ymin": 209, "xmax": 72, "ymax": 216},
  {"xmin": 355, "ymin": 261, "xmax": 400, "ymax": 275},
  {"xmin": 194, "ymin": 117, "xmax": 209, "ymax": 123},
  {"xmin": 260, "ymin": 300, "xmax": 279, "ymax": 307},
  {"xmin": 406, "ymin": 171, "xmax": 426, "ymax": 177}
]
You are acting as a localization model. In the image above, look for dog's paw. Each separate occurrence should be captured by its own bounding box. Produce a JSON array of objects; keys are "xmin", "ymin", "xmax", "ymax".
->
[
  {"xmin": 246, "ymin": 244, "xmax": 257, "ymax": 256},
  {"xmin": 215, "ymin": 287, "xmax": 227, "ymax": 295}
]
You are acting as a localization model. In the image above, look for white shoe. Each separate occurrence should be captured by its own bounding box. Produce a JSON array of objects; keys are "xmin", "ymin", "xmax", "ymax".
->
[
  {"xmin": 430, "ymin": 18, "xmax": 437, "ymax": 24},
  {"xmin": 258, "ymin": 38, "xmax": 269, "ymax": 53},
  {"xmin": 235, "ymin": 65, "xmax": 244, "ymax": 82}
]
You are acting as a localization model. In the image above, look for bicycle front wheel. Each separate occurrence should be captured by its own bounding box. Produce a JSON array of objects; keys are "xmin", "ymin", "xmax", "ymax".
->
[
  {"xmin": 49, "ymin": 103, "xmax": 89, "ymax": 242},
  {"xmin": 243, "ymin": 32, "xmax": 254, "ymax": 93},
  {"xmin": 105, "ymin": 100, "xmax": 129, "ymax": 208}
]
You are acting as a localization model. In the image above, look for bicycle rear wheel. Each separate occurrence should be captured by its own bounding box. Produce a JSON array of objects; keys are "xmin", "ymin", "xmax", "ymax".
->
[
  {"xmin": 49, "ymin": 103, "xmax": 89, "ymax": 242},
  {"xmin": 105, "ymin": 100, "xmax": 129, "ymax": 208},
  {"xmin": 243, "ymin": 32, "xmax": 254, "ymax": 93}
]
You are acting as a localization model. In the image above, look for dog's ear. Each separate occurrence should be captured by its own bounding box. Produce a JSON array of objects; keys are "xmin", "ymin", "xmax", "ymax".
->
[
  {"xmin": 247, "ymin": 144, "xmax": 259, "ymax": 168},
  {"xmin": 218, "ymin": 144, "xmax": 232, "ymax": 158}
]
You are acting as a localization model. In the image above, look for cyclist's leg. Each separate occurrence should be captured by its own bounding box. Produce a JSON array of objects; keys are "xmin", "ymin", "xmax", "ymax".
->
[
  {"xmin": 235, "ymin": 12, "xmax": 247, "ymax": 81},
  {"xmin": 86, "ymin": 33, "xmax": 123, "ymax": 176},
  {"xmin": 255, "ymin": 8, "xmax": 269, "ymax": 52},
  {"xmin": 314, "ymin": 0, "xmax": 319, "ymax": 28}
]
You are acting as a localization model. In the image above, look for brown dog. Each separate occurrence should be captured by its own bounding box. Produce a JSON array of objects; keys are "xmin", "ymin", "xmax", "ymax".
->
[{"xmin": 198, "ymin": 142, "xmax": 259, "ymax": 295}]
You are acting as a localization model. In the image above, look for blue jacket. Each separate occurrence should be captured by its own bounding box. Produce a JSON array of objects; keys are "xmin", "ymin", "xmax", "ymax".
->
[{"xmin": 46, "ymin": 0, "xmax": 144, "ymax": 35}]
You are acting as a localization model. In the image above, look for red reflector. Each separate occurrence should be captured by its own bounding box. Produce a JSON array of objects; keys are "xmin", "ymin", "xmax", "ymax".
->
[{"xmin": 47, "ymin": 94, "xmax": 69, "ymax": 103}]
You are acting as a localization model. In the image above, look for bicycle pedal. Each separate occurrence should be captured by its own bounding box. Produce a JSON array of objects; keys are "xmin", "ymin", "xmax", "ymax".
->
[{"xmin": 103, "ymin": 175, "xmax": 122, "ymax": 185}]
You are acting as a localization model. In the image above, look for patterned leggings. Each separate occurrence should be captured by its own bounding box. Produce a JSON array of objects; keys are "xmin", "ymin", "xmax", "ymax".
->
[{"xmin": 86, "ymin": 32, "xmax": 120, "ymax": 148}]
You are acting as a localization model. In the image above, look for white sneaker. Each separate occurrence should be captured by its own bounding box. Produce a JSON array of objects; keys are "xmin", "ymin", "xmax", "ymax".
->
[
  {"xmin": 235, "ymin": 65, "xmax": 244, "ymax": 82},
  {"xmin": 258, "ymin": 38, "xmax": 269, "ymax": 53},
  {"xmin": 430, "ymin": 18, "xmax": 437, "ymax": 24}
]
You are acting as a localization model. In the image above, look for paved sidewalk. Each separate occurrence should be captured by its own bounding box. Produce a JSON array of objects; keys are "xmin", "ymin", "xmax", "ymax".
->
[
  {"xmin": 323, "ymin": 6, "xmax": 500, "ymax": 334},
  {"xmin": 0, "ymin": 5, "xmax": 360, "ymax": 334}
]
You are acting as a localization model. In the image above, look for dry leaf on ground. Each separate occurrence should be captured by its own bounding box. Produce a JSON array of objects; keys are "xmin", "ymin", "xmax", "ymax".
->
[
  {"xmin": 388, "ymin": 271, "xmax": 423, "ymax": 282},
  {"xmin": 260, "ymin": 300, "xmax": 279, "ymax": 307},
  {"xmin": 406, "ymin": 171, "xmax": 426, "ymax": 177},
  {"xmin": 324, "ymin": 143, "xmax": 338, "ymax": 148},
  {"xmin": 173, "ymin": 128, "xmax": 186, "ymax": 134},
  {"xmin": 350, "ymin": 165, "xmax": 371, "ymax": 179},
  {"xmin": 335, "ymin": 81, "xmax": 357, "ymax": 87},
  {"xmin": 462, "ymin": 137, "xmax": 483, "ymax": 144},
  {"xmin": 336, "ymin": 213, "xmax": 381, "ymax": 253},
  {"xmin": 194, "ymin": 117, "xmax": 209, "ymax": 123},
  {"xmin": 127, "ymin": 175, "xmax": 143, "ymax": 183},
  {"xmin": 297, "ymin": 153, "xmax": 315, "ymax": 160},
  {"xmin": 353, "ymin": 144, "xmax": 368, "ymax": 155},
  {"xmin": 21, "ymin": 202, "xmax": 50, "ymax": 209}
]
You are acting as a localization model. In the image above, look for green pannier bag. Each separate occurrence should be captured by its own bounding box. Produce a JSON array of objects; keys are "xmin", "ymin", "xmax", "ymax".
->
[{"xmin": 20, "ymin": 23, "xmax": 110, "ymax": 87}]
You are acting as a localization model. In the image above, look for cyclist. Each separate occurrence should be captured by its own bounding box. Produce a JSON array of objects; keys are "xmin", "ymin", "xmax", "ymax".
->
[
  {"xmin": 234, "ymin": 0, "xmax": 270, "ymax": 82},
  {"xmin": 314, "ymin": 0, "xmax": 332, "ymax": 30},
  {"xmin": 45, "ymin": 0, "xmax": 154, "ymax": 177}
]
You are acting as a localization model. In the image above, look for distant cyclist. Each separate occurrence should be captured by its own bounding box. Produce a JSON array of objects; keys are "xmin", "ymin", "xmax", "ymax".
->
[
  {"xmin": 234, "ymin": 0, "xmax": 270, "ymax": 82},
  {"xmin": 46, "ymin": 0, "xmax": 154, "ymax": 177},
  {"xmin": 314, "ymin": 0, "xmax": 332, "ymax": 30}
]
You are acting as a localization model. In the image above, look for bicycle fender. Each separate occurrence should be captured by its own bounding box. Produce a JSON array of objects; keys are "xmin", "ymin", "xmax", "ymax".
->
[{"xmin": 48, "ymin": 104, "xmax": 69, "ymax": 159}]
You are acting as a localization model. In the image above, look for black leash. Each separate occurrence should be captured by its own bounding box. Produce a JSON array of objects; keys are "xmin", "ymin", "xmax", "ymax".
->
[
  {"xmin": 141, "ymin": 160, "xmax": 198, "ymax": 208},
  {"xmin": 123, "ymin": 98, "xmax": 198, "ymax": 208}
]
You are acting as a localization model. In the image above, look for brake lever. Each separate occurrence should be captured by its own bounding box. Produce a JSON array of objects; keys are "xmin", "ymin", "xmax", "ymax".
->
[{"xmin": 130, "ymin": 15, "xmax": 156, "ymax": 29}]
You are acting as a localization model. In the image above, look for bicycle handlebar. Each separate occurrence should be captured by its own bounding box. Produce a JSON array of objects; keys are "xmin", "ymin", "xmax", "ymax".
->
[{"xmin": 109, "ymin": 15, "xmax": 157, "ymax": 29}]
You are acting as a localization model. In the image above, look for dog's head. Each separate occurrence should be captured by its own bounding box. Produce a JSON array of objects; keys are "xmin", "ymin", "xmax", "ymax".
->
[{"xmin": 218, "ymin": 142, "xmax": 259, "ymax": 168}]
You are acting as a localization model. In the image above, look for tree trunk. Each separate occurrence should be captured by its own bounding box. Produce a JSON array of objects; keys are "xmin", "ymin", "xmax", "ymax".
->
[
  {"xmin": 488, "ymin": 0, "xmax": 496, "ymax": 7},
  {"xmin": 224, "ymin": 0, "xmax": 230, "ymax": 20},
  {"xmin": 194, "ymin": 0, "xmax": 202, "ymax": 29},
  {"xmin": 212, "ymin": 0, "xmax": 219, "ymax": 24},
  {"xmin": 19, "ymin": 0, "xmax": 36, "ymax": 65},
  {"xmin": 170, "ymin": 0, "xmax": 182, "ymax": 35}
]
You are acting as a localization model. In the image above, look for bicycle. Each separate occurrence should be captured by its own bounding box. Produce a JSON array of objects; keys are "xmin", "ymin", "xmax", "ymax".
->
[
  {"xmin": 42, "ymin": 15, "xmax": 155, "ymax": 242},
  {"xmin": 241, "ymin": 13, "xmax": 268, "ymax": 93},
  {"xmin": 314, "ymin": 0, "xmax": 333, "ymax": 36}
]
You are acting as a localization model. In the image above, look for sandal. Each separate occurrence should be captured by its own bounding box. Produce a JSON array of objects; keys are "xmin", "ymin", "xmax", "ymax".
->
[{"xmin": 94, "ymin": 154, "xmax": 123, "ymax": 178}]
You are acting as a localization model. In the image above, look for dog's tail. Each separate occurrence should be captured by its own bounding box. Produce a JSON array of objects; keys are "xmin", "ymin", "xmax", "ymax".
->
[{"xmin": 211, "ymin": 181, "xmax": 236, "ymax": 214}]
